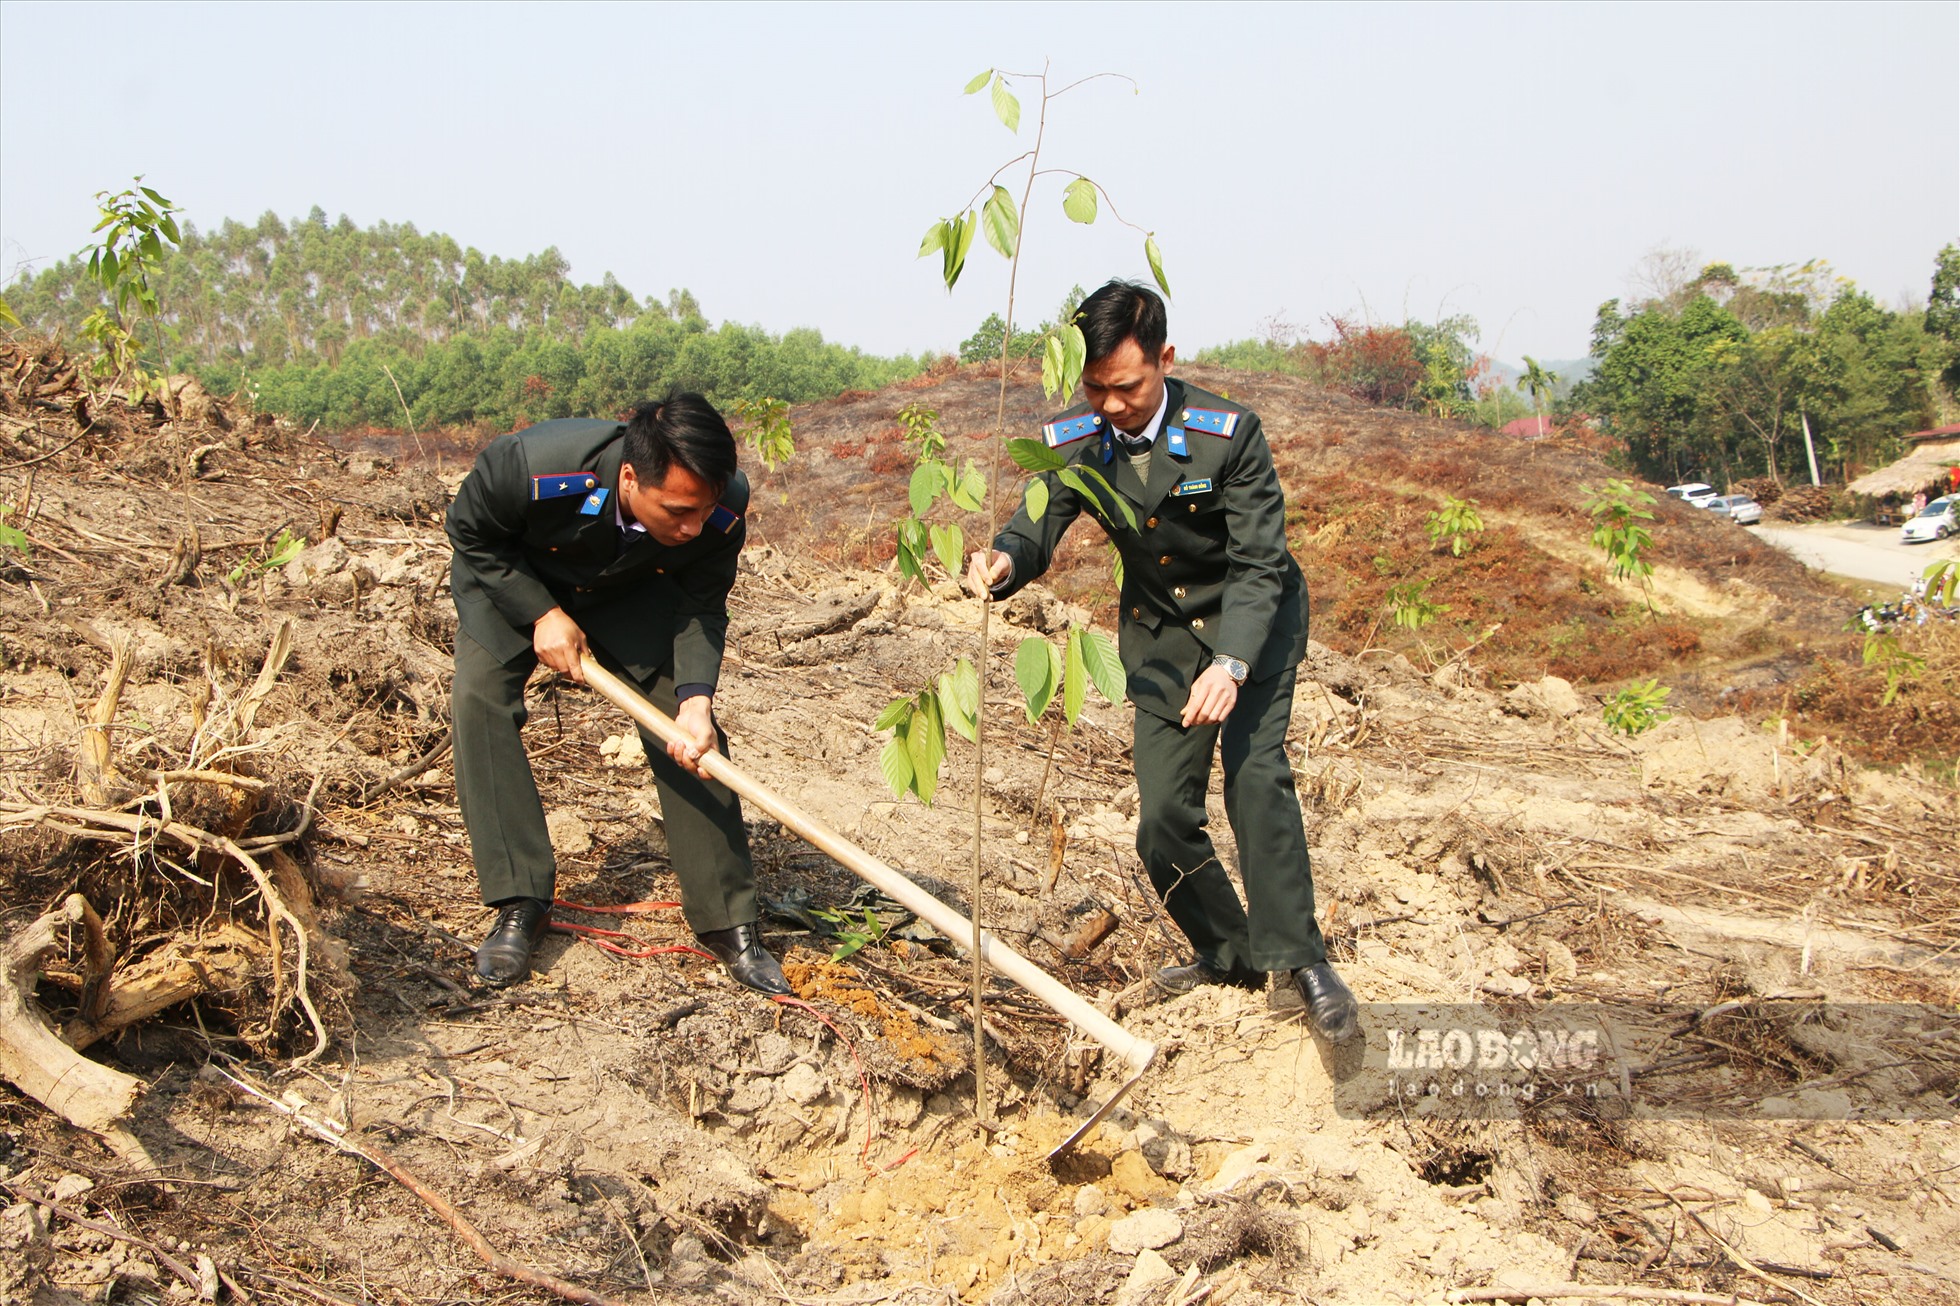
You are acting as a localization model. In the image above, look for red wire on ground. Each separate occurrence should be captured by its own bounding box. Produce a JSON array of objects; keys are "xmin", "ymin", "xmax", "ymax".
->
[
  {"xmin": 549, "ymin": 899, "xmax": 711, "ymax": 960},
  {"xmin": 552, "ymin": 900, "xmax": 898, "ymax": 1169},
  {"xmin": 770, "ymin": 994, "xmax": 880, "ymax": 1168}
]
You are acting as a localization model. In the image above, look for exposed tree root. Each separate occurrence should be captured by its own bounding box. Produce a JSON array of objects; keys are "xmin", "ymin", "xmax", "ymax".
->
[
  {"xmin": 0, "ymin": 800, "xmax": 330, "ymax": 1062},
  {"xmin": 0, "ymin": 895, "xmax": 155, "ymax": 1168}
]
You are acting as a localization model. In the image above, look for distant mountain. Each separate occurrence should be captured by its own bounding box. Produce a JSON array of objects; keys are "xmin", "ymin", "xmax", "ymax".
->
[{"xmin": 1486, "ymin": 356, "xmax": 1595, "ymax": 398}]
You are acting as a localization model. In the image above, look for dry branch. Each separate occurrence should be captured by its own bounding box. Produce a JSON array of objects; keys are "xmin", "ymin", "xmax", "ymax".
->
[
  {"xmin": 78, "ymin": 633, "xmax": 132, "ymax": 805},
  {"xmin": 0, "ymin": 895, "xmax": 155, "ymax": 1166},
  {"xmin": 0, "ymin": 1178, "xmax": 202, "ymax": 1292},
  {"xmin": 221, "ymin": 1068, "xmax": 628, "ymax": 1306}
]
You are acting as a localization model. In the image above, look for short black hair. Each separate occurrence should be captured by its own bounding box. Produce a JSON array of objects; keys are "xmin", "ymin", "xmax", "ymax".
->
[
  {"xmin": 1077, "ymin": 280, "xmax": 1168, "ymax": 363},
  {"xmin": 622, "ymin": 393, "xmax": 737, "ymax": 494}
]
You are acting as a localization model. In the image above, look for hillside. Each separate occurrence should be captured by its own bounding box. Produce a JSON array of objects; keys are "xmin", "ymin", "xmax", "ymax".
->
[{"xmin": 0, "ymin": 345, "xmax": 1955, "ymax": 1306}]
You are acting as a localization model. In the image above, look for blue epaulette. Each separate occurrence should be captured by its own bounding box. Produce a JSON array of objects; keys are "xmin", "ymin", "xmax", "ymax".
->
[
  {"xmin": 532, "ymin": 472, "xmax": 600, "ymax": 501},
  {"xmin": 708, "ymin": 503, "xmax": 741, "ymax": 533},
  {"xmin": 1043, "ymin": 412, "xmax": 1104, "ymax": 447},
  {"xmin": 1180, "ymin": 407, "xmax": 1240, "ymax": 438}
]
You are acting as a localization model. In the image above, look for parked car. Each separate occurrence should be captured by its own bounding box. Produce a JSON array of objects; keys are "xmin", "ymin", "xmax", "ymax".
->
[
  {"xmin": 1901, "ymin": 495, "xmax": 1958, "ymax": 543},
  {"xmin": 1704, "ymin": 494, "xmax": 1763, "ymax": 525},
  {"xmin": 1666, "ymin": 482, "xmax": 1718, "ymax": 506}
]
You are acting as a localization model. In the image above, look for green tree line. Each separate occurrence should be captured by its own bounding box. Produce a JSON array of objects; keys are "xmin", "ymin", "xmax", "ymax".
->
[
  {"xmin": 1573, "ymin": 252, "xmax": 1953, "ymax": 486},
  {"xmin": 6, "ymin": 206, "xmax": 931, "ymax": 429},
  {"xmin": 1195, "ymin": 248, "xmax": 1957, "ymax": 488}
]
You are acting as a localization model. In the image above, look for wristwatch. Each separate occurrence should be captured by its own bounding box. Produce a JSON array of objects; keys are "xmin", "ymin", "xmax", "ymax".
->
[{"xmin": 1211, "ymin": 654, "xmax": 1249, "ymax": 685}]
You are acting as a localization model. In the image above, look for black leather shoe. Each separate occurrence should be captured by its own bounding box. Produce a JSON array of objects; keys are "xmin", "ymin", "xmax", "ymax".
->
[
  {"xmin": 1294, "ymin": 962, "xmax": 1360, "ymax": 1044},
  {"xmin": 476, "ymin": 898, "xmax": 552, "ymax": 988},
  {"xmin": 696, "ymin": 923, "xmax": 791, "ymax": 996},
  {"xmin": 1154, "ymin": 958, "xmax": 1264, "ymax": 994}
]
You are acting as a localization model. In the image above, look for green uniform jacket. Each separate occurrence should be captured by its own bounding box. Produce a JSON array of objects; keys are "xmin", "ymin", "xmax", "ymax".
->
[
  {"xmin": 991, "ymin": 379, "xmax": 1308, "ymax": 722},
  {"xmin": 446, "ymin": 418, "xmax": 747, "ymax": 688}
]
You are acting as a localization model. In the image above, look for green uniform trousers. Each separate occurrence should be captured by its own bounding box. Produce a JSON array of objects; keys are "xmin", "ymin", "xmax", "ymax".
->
[
  {"xmin": 451, "ymin": 628, "xmax": 756, "ymax": 935},
  {"xmin": 1131, "ymin": 664, "xmax": 1327, "ymax": 975}
]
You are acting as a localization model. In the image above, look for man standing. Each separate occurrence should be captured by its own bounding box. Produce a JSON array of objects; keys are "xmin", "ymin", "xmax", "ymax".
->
[
  {"xmin": 446, "ymin": 395, "xmax": 788, "ymax": 995},
  {"xmin": 965, "ymin": 281, "xmax": 1357, "ymax": 1043}
]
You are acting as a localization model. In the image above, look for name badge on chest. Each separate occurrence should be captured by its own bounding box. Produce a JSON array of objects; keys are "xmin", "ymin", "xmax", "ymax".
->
[{"xmin": 1171, "ymin": 478, "xmax": 1213, "ymax": 497}]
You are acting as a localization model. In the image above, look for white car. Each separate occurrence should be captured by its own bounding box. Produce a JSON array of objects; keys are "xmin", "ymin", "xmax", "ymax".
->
[
  {"xmin": 1666, "ymin": 482, "xmax": 1718, "ymax": 507},
  {"xmin": 1704, "ymin": 494, "xmax": 1763, "ymax": 525},
  {"xmin": 1901, "ymin": 495, "xmax": 1957, "ymax": 543}
]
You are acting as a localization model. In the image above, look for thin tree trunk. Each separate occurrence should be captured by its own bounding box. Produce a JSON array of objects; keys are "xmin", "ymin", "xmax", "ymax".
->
[{"xmin": 1801, "ymin": 408, "xmax": 1821, "ymax": 487}]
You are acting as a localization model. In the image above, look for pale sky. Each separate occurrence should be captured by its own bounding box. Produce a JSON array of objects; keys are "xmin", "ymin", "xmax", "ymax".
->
[{"xmin": 2, "ymin": 1, "xmax": 1954, "ymax": 368}]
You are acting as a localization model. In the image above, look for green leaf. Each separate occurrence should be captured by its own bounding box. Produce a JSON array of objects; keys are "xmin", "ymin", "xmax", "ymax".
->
[
  {"xmin": 1111, "ymin": 548, "xmax": 1125, "ymax": 590},
  {"xmin": 874, "ymin": 697, "xmax": 912, "ymax": 731},
  {"xmin": 1063, "ymin": 628, "xmax": 1087, "ymax": 725},
  {"xmin": 991, "ymin": 74, "xmax": 1021, "ymax": 132},
  {"xmin": 1078, "ymin": 627, "xmax": 1127, "ymax": 705},
  {"xmin": 950, "ymin": 656, "xmax": 980, "ymax": 730},
  {"xmin": 0, "ymin": 298, "xmax": 18, "ymax": 330},
  {"xmin": 982, "ymin": 186, "xmax": 1019, "ymax": 259},
  {"xmin": 100, "ymin": 248, "xmax": 119, "ymax": 285},
  {"xmin": 940, "ymin": 660, "xmax": 979, "ymax": 743},
  {"xmin": 949, "ymin": 460, "xmax": 985, "ymax": 511},
  {"xmin": 1061, "ymin": 323, "xmax": 1087, "ymax": 395},
  {"xmin": 1024, "ymin": 477, "xmax": 1050, "ymax": 523},
  {"xmin": 943, "ymin": 211, "xmax": 975, "ymax": 291},
  {"xmin": 139, "ymin": 185, "xmax": 167, "ymax": 206},
  {"xmin": 1145, "ymin": 234, "xmax": 1171, "ymax": 299},
  {"xmin": 1015, "ymin": 636, "xmax": 1058, "ymax": 725},
  {"xmin": 159, "ymin": 215, "xmax": 180, "ymax": 246},
  {"xmin": 1067, "ymin": 466, "xmax": 1137, "ymax": 529},
  {"xmin": 880, "ymin": 731, "xmax": 915, "ymax": 799},
  {"xmin": 1063, "ymin": 177, "xmax": 1098, "ymax": 224},
  {"xmin": 1007, "ymin": 437, "xmax": 1065, "ymax": 472},
  {"xmin": 930, "ymin": 522, "xmax": 964, "ymax": 575},
  {"xmin": 909, "ymin": 462, "xmax": 940, "ymax": 517},
  {"xmin": 964, "ymin": 69, "xmax": 993, "ymax": 94},
  {"xmin": 918, "ymin": 222, "xmax": 947, "ymax": 258},
  {"xmin": 1041, "ymin": 334, "xmax": 1065, "ymax": 399},
  {"xmin": 907, "ymin": 691, "xmax": 946, "ymax": 804},
  {"xmin": 896, "ymin": 540, "xmax": 923, "ymax": 584}
]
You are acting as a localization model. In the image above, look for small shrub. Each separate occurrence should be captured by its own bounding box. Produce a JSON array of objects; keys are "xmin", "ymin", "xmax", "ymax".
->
[{"xmin": 1603, "ymin": 680, "xmax": 1672, "ymax": 735}]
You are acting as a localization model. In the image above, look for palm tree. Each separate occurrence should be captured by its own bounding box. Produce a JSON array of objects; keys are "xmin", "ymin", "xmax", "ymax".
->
[{"xmin": 1517, "ymin": 355, "xmax": 1559, "ymax": 439}]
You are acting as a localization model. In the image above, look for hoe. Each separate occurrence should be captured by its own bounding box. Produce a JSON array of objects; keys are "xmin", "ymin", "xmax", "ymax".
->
[{"xmin": 580, "ymin": 655, "xmax": 1158, "ymax": 1163}]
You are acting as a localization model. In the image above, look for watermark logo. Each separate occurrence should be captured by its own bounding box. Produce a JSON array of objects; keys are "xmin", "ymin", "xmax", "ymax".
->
[{"xmin": 1331, "ymin": 1003, "xmax": 1955, "ymax": 1120}]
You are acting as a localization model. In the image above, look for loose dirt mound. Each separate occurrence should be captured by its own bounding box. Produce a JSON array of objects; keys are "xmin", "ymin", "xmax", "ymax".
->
[{"xmin": 1, "ymin": 345, "xmax": 1956, "ymax": 1306}]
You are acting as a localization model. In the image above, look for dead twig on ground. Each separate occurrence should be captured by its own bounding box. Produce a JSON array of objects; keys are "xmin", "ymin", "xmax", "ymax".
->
[
  {"xmin": 0, "ymin": 1178, "xmax": 203, "ymax": 1291},
  {"xmin": 1656, "ymin": 1186, "xmax": 1830, "ymax": 1306},
  {"xmin": 219, "ymin": 1066, "xmax": 629, "ymax": 1306}
]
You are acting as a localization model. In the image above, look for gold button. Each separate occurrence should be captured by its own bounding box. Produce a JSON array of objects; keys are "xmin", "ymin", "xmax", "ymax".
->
[
  {"xmin": 1173, "ymin": 586, "xmax": 1187, "ymax": 599},
  {"xmin": 549, "ymin": 546, "xmax": 559, "ymax": 552},
  {"xmin": 655, "ymin": 567, "xmax": 665, "ymax": 574},
  {"xmin": 1159, "ymin": 554, "xmax": 1172, "ymax": 565},
  {"xmin": 1187, "ymin": 504, "xmax": 1197, "ymax": 513},
  {"xmin": 1131, "ymin": 606, "xmax": 1142, "ymax": 619},
  {"xmin": 1192, "ymin": 618, "xmax": 1206, "ymax": 630},
  {"xmin": 1146, "ymin": 516, "xmax": 1158, "ymax": 528},
  {"xmin": 1181, "ymin": 410, "xmax": 1191, "ymax": 421}
]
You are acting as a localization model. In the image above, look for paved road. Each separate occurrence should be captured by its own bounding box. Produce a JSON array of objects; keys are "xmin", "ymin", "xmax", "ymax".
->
[{"xmin": 1754, "ymin": 520, "xmax": 1960, "ymax": 589}]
